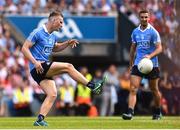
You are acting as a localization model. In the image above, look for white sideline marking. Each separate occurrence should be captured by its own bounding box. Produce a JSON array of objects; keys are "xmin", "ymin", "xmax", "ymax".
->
[{"xmin": 0, "ymin": 126, "xmax": 179, "ymax": 130}]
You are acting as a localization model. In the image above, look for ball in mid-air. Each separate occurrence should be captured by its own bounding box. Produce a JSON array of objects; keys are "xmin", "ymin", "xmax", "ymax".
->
[{"xmin": 138, "ymin": 58, "xmax": 153, "ymax": 74}]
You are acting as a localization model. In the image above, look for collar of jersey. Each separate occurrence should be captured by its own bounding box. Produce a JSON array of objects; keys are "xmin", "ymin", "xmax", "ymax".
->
[
  {"xmin": 43, "ymin": 24, "xmax": 51, "ymax": 35},
  {"xmin": 138, "ymin": 23, "xmax": 151, "ymax": 32}
]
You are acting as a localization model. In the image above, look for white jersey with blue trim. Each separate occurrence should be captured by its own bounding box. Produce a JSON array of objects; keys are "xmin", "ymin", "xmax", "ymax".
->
[
  {"xmin": 131, "ymin": 23, "xmax": 161, "ymax": 67},
  {"xmin": 27, "ymin": 24, "xmax": 58, "ymax": 71}
]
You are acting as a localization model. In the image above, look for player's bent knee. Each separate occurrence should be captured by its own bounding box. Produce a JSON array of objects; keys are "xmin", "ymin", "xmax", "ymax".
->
[
  {"xmin": 151, "ymin": 87, "xmax": 159, "ymax": 93},
  {"xmin": 47, "ymin": 92, "xmax": 57, "ymax": 99},
  {"xmin": 130, "ymin": 86, "xmax": 138, "ymax": 94},
  {"xmin": 152, "ymin": 89, "xmax": 160, "ymax": 95},
  {"xmin": 66, "ymin": 63, "xmax": 74, "ymax": 71}
]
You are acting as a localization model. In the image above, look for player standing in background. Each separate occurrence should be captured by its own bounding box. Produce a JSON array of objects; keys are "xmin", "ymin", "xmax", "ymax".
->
[
  {"xmin": 22, "ymin": 10, "xmax": 107, "ymax": 126},
  {"xmin": 122, "ymin": 9, "xmax": 162, "ymax": 120}
]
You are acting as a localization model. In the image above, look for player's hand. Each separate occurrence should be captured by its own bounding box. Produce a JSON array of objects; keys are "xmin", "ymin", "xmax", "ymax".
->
[
  {"xmin": 35, "ymin": 61, "xmax": 44, "ymax": 74},
  {"xmin": 68, "ymin": 39, "xmax": 79, "ymax": 48},
  {"xmin": 128, "ymin": 66, "xmax": 132, "ymax": 72},
  {"xmin": 143, "ymin": 55, "xmax": 151, "ymax": 59}
]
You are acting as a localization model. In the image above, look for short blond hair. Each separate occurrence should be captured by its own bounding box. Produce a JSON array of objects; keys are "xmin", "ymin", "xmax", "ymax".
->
[{"xmin": 48, "ymin": 10, "xmax": 63, "ymax": 21}]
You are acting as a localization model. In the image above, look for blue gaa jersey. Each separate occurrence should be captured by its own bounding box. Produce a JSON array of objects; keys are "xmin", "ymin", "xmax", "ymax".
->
[
  {"xmin": 27, "ymin": 24, "xmax": 58, "ymax": 71},
  {"xmin": 131, "ymin": 23, "xmax": 161, "ymax": 67}
]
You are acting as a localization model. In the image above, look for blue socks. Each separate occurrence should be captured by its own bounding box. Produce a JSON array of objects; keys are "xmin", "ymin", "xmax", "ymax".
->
[
  {"xmin": 154, "ymin": 107, "xmax": 161, "ymax": 115},
  {"xmin": 37, "ymin": 114, "xmax": 44, "ymax": 122},
  {"xmin": 128, "ymin": 108, "xmax": 134, "ymax": 115},
  {"xmin": 87, "ymin": 81, "xmax": 95, "ymax": 89}
]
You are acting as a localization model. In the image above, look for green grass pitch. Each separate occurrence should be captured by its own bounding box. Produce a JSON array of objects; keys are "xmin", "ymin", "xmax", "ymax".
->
[{"xmin": 0, "ymin": 116, "xmax": 179, "ymax": 129}]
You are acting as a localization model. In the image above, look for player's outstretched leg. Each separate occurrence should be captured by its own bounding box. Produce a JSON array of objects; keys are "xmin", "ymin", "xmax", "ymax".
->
[{"xmin": 46, "ymin": 62, "xmax": 107, "ymax": 94}]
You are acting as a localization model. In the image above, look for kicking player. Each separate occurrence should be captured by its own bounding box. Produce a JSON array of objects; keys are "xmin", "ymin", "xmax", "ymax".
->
[
  {"xmin": 122, "ymin": 9, "xmax": 162, "ymax": 120},
  {"xmin": 22, "ymin": 10, "xmax": 107, "ymax": 126}
]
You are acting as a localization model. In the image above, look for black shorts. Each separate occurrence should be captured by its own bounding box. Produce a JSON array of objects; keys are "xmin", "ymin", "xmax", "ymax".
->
[
  {"xmin": 131, "ymin": 65, "xmax": 160, "ymax": 79},
  {"xmin": 30, "ymin": 61, "xmax": 53, "ymax": 84}
]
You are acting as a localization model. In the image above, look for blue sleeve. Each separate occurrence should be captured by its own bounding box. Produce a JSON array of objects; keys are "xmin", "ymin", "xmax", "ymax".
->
[
  {"xmin": 27, "ymin": 30, "xmax": 39, "ymax": 45},
  {"xmin": 152, "ymin": 30, "xmax": 161, "ymax": 44}
]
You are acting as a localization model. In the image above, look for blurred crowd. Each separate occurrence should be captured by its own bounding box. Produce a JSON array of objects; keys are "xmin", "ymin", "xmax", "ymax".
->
[
  {"xmin": 0, "ymin": 0, "xmax": 119, "ymax": 16},
  {"xmin": 0, "ymin": 0, "xmax": 179, "ymax": 117}
]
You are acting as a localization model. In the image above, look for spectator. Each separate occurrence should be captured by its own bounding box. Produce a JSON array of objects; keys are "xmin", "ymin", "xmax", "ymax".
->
[
  {"xmin": 4, "ymin": 0, "xmax": 18, "ymax": 14},
  {"xmin": 56, "ymin": 79, "xmax": 75, "ymax": 116},
  {"xmin": 11, "ymin": 74, "xmax": 34, "ymax": 116},
  {"xmin": 69, "ymin": 0, "xmax": 85, "ymax": 15},
  {"xmin": 165, "ymin": 14, "xmax": 179, "ymax": 35},
  {"xmin": 98, "ymin": 0, "xmax": 111, "ymax": 15},
  {"xmin": 100, "ymin": 64, "xmax": 118, "ymax": 116},
  {"xmin": 18, "ymin": 0, "xmax": 32, "ymax": 15},
  {"xmin": 92, "ymin": 69, "xmax": 103, "ymax": 113},
  {"xmin": 74, "ymin": 66, "xmax": 94, "ymax": 116},
  {"xmin": 83, "ymin": 0, "xmax": 95, "ymax": 15}
]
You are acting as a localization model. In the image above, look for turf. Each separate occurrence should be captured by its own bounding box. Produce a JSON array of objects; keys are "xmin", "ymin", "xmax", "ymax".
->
[{"xmin": 0, "ymin": 116, "xmax": 179, "ymax": 129}]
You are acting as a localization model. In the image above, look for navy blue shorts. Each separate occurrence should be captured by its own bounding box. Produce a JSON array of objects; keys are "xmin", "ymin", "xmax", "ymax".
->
[
  {"xmin": 30, "ymin": 61, "xmax": 53, "ymax": 84},
  {"xmin": 131, "ymin": 65, "xmax": 160, "ymax": 79}
]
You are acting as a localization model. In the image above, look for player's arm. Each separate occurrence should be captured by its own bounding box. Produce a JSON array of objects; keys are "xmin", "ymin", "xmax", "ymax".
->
[
  {"xmin": 129, "ymin": 30, "xmax": 137, "ymax": 70},
  {"xmin": 53, "ymin": 39, "xmax": 79, "ymax": 52},
  {"xmin": 22, "ymin": 40, "xmax": 37, "ymax": 65},
  {"xmin": 144, "ymin": 31, "xmax": 162, "ymax": 59},
  {"xmin": 129, "ymin": 43, "xmax": 136, "ymax": 69},
  {"xmin": 21, "ymin": 40, "xmax": 43, "ymax": 73},
  {"xmin": 147, "ymin": 42, "xmax": 162, "ymax": 59}
]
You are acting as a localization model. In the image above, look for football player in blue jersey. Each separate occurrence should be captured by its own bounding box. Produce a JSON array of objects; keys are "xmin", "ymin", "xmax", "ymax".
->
[
  {"xmin": 22, "ymin": 10, "xmax": 107, "ymax": 126},
  {"xmin": 122, "ymin": 9, "xmax": 162, "ymax": 120}
]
